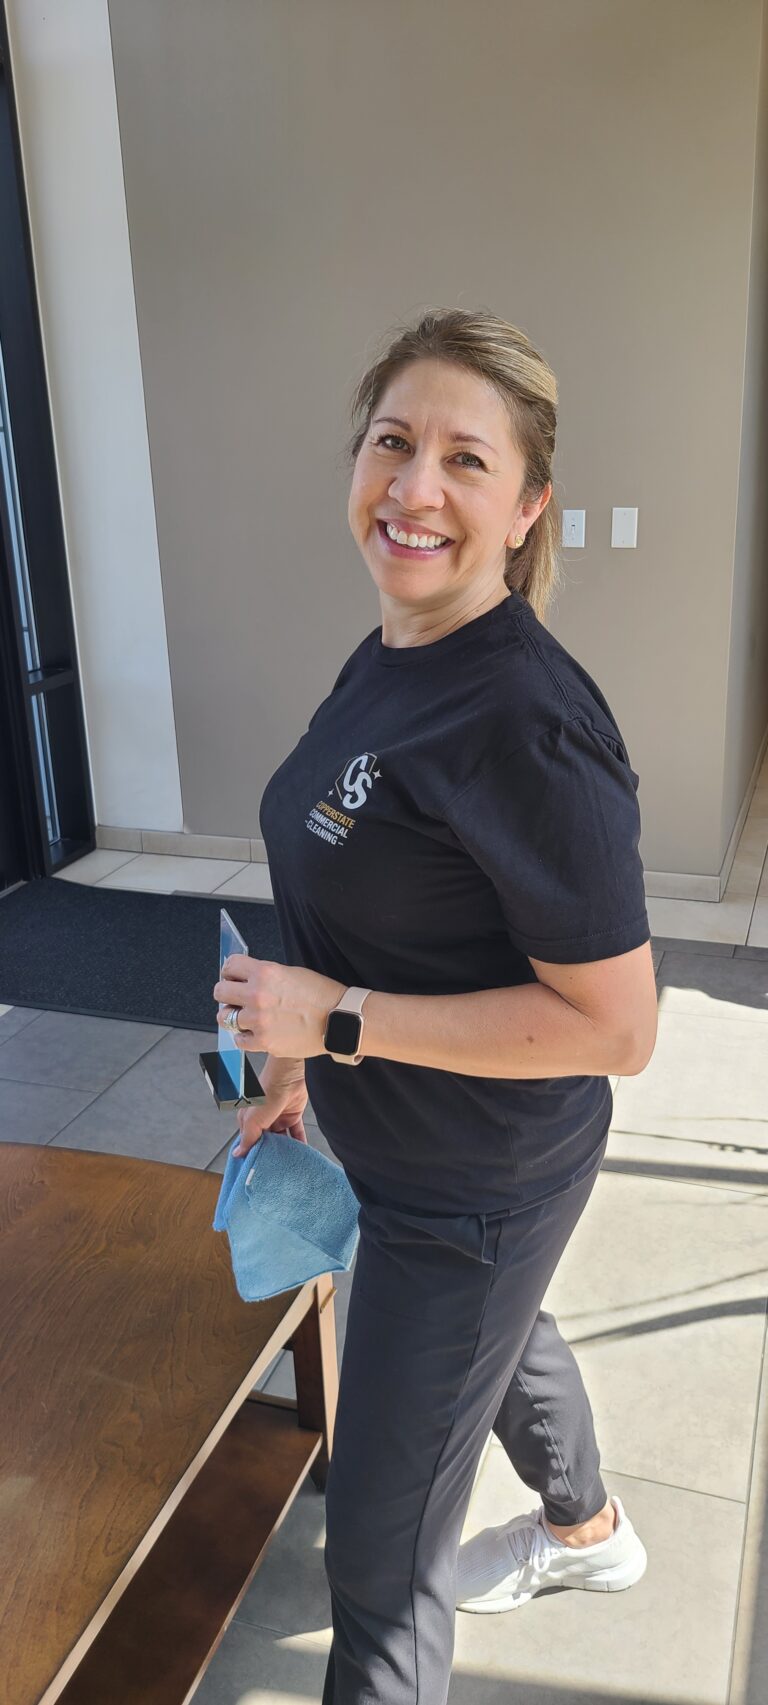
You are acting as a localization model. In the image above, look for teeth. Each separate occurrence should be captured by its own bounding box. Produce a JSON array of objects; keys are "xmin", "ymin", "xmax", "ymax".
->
[{"xmin": 385, "ymin": 523, "xmax": 448, "ymax": 549}]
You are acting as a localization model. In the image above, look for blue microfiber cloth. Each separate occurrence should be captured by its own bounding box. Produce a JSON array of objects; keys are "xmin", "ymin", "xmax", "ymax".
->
[{"xmin": 212, "ymin": 1128, "xmax": 360, "ymax": 1302}]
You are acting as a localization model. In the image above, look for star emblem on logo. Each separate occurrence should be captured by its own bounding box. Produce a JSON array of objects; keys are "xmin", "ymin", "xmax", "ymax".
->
[{"xmin": 330, "ymin": 752, "xmax": 382, "ymax": 808}]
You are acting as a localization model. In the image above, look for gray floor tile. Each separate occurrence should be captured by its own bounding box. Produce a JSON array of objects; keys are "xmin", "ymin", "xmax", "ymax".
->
[
  {"xmin": 0, "ymin": 1078, "xmax": 100, "ymax": 1145},
  {"xmin": 728, "ymin": 1309, "xmax": 768, "ymax": 1705},
  {"xmin": 95, "ymin": 853, "xmax": 248, "ymax": 893},
  {"xmin": 610, "ymin": 1008, "xmax": 768, "ymax": 1181},
  {"xmin": 235, "ymin": 1475, "xmax": 330, "ymax": 1637},
  {"xmin": 650, "ymin": 935, "xmax": 737, "ymax": 957},
  {"xmin": 0, "ymin": 1006, "xmax": 44, "ymax": 1041},
  {"xmin": 654, "ymin": 951, "xmax": 768, "ymax": 1025},
  {"xmin": 206, "ymin": 1138, "xmax": 232, "ymax": 1174},
  {"xmin": 48, "ymin": 1027, "xmax": 239, "ymax": 1168},
  {"xmin": 260, "ymin": 1350, "xmax": 295, "ymax": 1400},
  {"xmin": 610, "ymin": 964, "xmax": 768, "ymax": 1188},
  {"xmin": 54, "ymin": 848, "xmax": 141, "ymax": 883},
  {"xmin": 0, "ymin": 1010, "xmax": 169, "ymax": 1093},
  {"xmin": 455, "ymin": 1468, "xmax": 743, "ymax": 1705},
  {"xmin": 190, "ymin": 1616, "xmax": 331, "ymax": 1705},
  {"xmin": 602, "ymin": 1143, "xmax": 768, "ymax": 1193},
  {"xmin": 541, "ymin": 1172, "xmax": 767, "ymax": 1503},
  {"xmin": 251, "ymin": 1350, "xmax": 285, "ymax": 1392}
]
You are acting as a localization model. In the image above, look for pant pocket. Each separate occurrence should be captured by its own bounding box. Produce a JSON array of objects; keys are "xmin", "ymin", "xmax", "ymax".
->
[
  {"xmin": 480, "ymin": 1209, "xmax": 509, "ymax": 1269},
  {"xmin": 353, "ymin": 1200, "xmax": 499, "ymax": 1323},
  {"xmin": 358, "ymin": 1199, "xmax": 492, "ymax": 1259}
]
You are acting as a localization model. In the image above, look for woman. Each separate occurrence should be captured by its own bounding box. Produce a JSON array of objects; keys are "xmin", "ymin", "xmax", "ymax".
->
[{"xmin": 213, "ymin": 307, "xmax": 658, "ymax": 1704}]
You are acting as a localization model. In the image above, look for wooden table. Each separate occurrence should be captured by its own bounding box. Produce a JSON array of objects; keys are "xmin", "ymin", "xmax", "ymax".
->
[{"xmin": 0, "ymin": 1143, "xmax": 339, "ymax": 1705}]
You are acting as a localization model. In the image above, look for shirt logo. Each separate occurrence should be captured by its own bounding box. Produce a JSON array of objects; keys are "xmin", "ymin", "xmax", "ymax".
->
[
  {"xmin": 305, "ymin": 752, "xmax": 382, "ymax": 849},
  {"xmin": 334, "ymin": 752, "xmax": 382, "ymax": 810}
]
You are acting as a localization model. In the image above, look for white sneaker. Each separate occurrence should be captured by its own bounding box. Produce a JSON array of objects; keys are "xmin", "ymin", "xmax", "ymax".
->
[{"xmin": 456, "ymin": 1495, "xmax": 647, "ymax": 1613}]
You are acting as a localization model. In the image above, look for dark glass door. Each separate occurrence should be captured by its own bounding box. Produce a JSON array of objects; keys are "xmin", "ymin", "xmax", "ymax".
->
[{"xmin": 0, "ymin": 15, "xmax": 95, "ymax": 894}]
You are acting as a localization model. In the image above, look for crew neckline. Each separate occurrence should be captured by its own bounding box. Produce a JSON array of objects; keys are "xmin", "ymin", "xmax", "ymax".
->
[{"xmin": 371, "ymin": 590, "xmax": 531, "ymax": 667}]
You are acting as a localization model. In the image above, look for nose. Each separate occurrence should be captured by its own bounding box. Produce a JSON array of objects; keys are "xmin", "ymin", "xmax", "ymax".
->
[{"xmin": 388, "ymin": 453, "xmax": 446, "ymax": 516}]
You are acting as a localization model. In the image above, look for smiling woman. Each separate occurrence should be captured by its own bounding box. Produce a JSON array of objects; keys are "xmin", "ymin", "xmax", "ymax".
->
[
  {"xmin": 346, "ymin": 352, "xmax": 553, "ymax": 647},
  {"xmin": 250, "ymin": 307, "xmax": 653, "ymax": 1705}
]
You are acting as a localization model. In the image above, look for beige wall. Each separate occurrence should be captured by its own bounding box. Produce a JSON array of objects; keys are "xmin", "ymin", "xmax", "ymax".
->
[
  {"xmin": 724, "ymin": 0, "xmax": 768, "ymax": 853},
  {"xmin": 106, "ymin": 0, "xmax": 768, "ymax": 886}
]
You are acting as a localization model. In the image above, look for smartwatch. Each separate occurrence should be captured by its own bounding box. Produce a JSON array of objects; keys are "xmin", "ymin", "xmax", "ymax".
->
[{"xmin": 323, "ymin": 986, "xmax": 372, "ymax": 1064}]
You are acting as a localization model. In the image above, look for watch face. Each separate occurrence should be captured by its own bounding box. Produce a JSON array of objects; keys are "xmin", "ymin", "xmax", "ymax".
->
[{"xmin": 325, "ymin": 1009, "xmax": 362, "ymax": 1054}]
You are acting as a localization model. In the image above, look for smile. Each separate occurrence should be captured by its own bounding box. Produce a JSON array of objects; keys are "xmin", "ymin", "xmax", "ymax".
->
[{"xmin": 376, "ymin": 519, "xmax": 453, "ymax": 557}]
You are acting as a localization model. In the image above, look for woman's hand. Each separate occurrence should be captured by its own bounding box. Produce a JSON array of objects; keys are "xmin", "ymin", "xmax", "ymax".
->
[
  {"xmin": 214, "ymin": 954, "xmax": 346, "ymax": 1060},
  {"xmin": 233, "ymin": 1057, "xmax": 310, "ymax": 1158}
]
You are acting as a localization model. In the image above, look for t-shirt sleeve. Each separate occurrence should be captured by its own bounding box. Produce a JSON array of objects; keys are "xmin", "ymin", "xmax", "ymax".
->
[{"xmin": 443, "ymin": 716, "xmax": 651, "ymax": 963}]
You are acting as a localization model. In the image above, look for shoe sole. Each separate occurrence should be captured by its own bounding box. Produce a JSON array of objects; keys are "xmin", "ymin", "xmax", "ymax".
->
[{"xmin": 457, "ymin": 1539, "xmax": 648, "ymax": 1613}]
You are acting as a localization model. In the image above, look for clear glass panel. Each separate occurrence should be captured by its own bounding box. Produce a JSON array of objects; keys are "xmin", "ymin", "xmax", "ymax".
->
[
  {"xmin": 1, "ymin": 331, "xmax": 62, "ymax": 847},
  {"xmin": 0, "ymin": 333, "xmax": 40, "ymax": 675},
  {"xmin": 218, "ymin": 909, "xmax": 247, "ymax": 1100},
  {"xmin": 29, "ymin": 692, "xmax": 60, "ymax": 845}
]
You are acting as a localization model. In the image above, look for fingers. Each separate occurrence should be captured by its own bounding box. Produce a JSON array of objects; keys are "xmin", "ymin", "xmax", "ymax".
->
[
  {"xmin": 232, "ymin": 1133, "xmax": 261, "ymax": 1158},
  {"xmin": 232, "ymin": 1123, "xmax": 307, "ymax": 1156},
  {"xmin": 216, "ymin": 1017, "xmax": 252, "ymax": 1049},
  {"xmin": 217, "ymin": 956, "xmax": 250, "ymax": 987},
  {"xmin": 232, "ymin": 1108, "xmax": 262, "ymax": 1158},
  {"xmin": 231, "ymin": 1108, "xmax": 308, "ymax": 1158},
  {"xmin": 216, "ymin": 1005, "xmax": 247, "ymax": 1033},
  {"xmin": 213, "ymin": 977, "xmax": 246, "ymax": 1006}
]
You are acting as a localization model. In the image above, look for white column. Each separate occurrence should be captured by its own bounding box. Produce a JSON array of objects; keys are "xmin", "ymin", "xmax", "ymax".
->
[{"xmin": 4, "ymin": 0, "xmax": 183, "ymax": 832}]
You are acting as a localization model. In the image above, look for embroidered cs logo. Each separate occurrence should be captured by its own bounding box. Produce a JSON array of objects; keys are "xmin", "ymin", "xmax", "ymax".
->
[{"xmin": 333, "ymin": 753, "xmax": 382, "ymax": 811}]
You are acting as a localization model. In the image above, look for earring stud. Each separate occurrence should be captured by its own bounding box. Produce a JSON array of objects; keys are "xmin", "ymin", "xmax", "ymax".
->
[{"xmin": 514, "ymin": 534, "xmax": 525, "ymax": 548}]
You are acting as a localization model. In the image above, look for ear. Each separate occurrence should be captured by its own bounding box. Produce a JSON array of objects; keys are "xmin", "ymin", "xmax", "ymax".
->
[{"xmin": 505, "ymin": 479, "xmax": 553, "ymax": 547}]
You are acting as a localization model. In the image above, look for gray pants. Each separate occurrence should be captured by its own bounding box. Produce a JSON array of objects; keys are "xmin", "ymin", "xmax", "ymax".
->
[{"xmin": 322, "ymin": 1144, "xmax": 608, "ymax": 1704}]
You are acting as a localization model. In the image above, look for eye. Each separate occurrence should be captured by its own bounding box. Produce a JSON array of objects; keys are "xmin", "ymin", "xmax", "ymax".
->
[
  {"xmin": 371, "ymin": 434, "xmax": 486, "ymax": 470},
  {"xmin": 373, "ymin": 433, "xmax": 409, "ymax": 451}
]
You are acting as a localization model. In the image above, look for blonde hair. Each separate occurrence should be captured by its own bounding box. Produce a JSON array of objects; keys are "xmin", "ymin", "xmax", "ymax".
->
[{"xmin": 345, "ymin": 306, "xmax": 563, "ymax": 625}]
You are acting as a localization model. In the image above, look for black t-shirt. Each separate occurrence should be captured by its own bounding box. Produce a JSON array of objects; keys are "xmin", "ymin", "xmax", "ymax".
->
[{"xmin": 258, "ymin": 590, "xmax": 650, "ymax": 1213}]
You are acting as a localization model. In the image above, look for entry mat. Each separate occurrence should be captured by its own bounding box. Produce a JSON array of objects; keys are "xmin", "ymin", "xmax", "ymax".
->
[{"xmin": 0, "ymin": 877, "xmax": 286, "ymax": 1031}]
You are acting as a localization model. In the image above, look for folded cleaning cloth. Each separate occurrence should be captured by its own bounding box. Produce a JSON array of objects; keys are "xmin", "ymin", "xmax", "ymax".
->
[{"xmin": 212, "ymin": 1128, "xmax": 360, "ymax": 1302}]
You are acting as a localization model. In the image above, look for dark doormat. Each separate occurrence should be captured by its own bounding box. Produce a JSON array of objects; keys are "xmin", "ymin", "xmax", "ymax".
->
[{"xmin": 0, "ymin": 878, "xmax": 286, "ymax": 1031}]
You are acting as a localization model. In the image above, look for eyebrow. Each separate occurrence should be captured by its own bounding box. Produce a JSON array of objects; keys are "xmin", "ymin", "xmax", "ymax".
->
[{"xmin": 372, "ymin": 415, "xmax": 498, "ymax": 455}]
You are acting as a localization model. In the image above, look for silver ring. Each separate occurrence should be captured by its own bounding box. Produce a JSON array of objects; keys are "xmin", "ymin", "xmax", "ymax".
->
[{"xmin": 223, "ymin": 1004, "xmax": 242, "ymax": 1033}]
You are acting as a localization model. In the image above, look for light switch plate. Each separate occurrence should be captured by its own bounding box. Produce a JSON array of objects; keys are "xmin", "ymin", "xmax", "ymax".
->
[
  {"xmin": 562, "ymin": 509, "xmax": 586, "ymax": 548},
  {"xmin": 611, "ymin": 507, "xmax": 638, "ymax": 548}
]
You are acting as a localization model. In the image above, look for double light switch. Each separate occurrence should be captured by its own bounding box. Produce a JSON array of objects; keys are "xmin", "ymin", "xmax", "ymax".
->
[{"xmin": 561, "ymin": 508, "xmax": 638, "ymax": 548}]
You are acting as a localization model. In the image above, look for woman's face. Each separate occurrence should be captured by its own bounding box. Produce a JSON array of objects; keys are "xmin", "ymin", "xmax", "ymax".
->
[{"xmin": 348, "ymin": 357, "xmax": 551, "ymax": 607}]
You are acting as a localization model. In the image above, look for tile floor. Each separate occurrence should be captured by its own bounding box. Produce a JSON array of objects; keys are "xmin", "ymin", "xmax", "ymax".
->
[{"xmin": 1, "ymin": 752, "xmax": 767, "ymax": 1703}]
